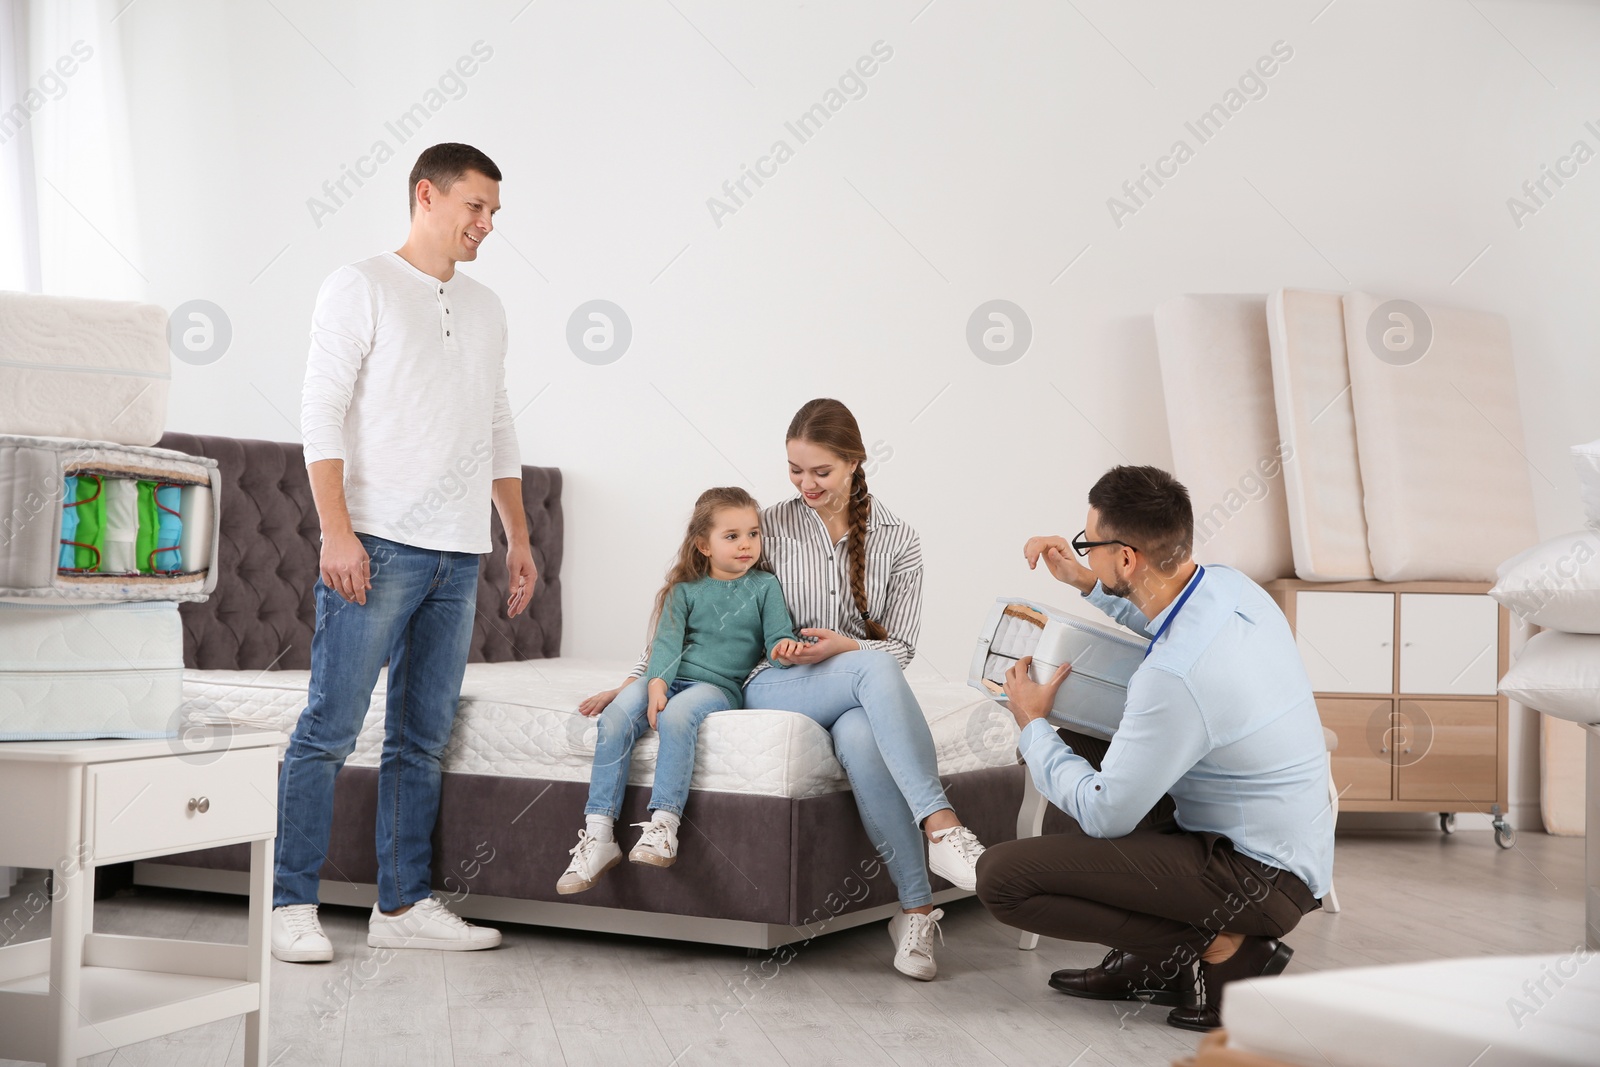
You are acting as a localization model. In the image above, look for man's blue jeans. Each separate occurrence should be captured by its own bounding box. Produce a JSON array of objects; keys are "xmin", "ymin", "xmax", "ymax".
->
[
  {"xmin": 584, "ymin": 677, "xmax": 730, "ymax": 819},
  {"xmin": 274, "ymin": 533, "xmax": 479, "ymax": 912}
]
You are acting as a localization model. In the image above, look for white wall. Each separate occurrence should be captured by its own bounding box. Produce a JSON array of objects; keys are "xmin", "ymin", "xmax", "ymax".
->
[{"xmin": 93, "ymin": 0, "xmax": 1600, "ymax": 826}]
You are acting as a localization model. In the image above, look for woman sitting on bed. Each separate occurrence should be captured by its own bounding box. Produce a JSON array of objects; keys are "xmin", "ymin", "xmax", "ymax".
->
[
  {"xmin": 579, "ymin": 398, "xmax": 987, "ymax": 981},
  {"xmin": 558, "ymin": 487, "xmax": 803, "ymax": 893}
]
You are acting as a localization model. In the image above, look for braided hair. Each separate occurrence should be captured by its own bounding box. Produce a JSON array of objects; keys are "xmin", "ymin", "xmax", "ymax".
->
[{"xmin": 785, "ymin": 399, "xmax": 889, "ymax": 642}]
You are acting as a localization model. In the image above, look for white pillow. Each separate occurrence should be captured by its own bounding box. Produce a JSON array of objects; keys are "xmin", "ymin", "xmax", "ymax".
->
[
  {"xmin": 1489, "ymin": 529, "xmax": 1600, "ymax": 632},
  {"xmin": 1575, "ymin": 439, "xmax": 1600, "ymax": 527},
  {"xmin": 1498, "ymin": 630, "xmax": 1600, "ymax": 724}
]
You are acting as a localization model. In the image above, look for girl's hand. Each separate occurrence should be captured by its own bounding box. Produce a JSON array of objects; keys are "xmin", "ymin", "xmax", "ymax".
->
[
  {"xmin": 578, "ymin": 687, "xmax": 621, "ymax": 718},
  {"xmin": 646, "ymin": 679, "xmax": 669, "ymax": 728},
  {"xmin": 770, "ymin": 638, "xmax": 803, "ymax": 665},
  {"xmin": 784, "ymin": 628, "xmax": 860, "ymax": 665}
]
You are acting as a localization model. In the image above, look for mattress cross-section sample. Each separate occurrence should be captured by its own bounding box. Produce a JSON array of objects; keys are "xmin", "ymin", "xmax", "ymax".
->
[
  {"xmin": 1153, "ymin": 294, "xmax": 1294, "ymax": 582},
  {"xmin": 1267, "ymin": 288, "xmax": 1374, "ymax": 581},
  {"xmin": 0, "ymin": 434, "xmax": 220, "ymax": 602},
  {"xmin": 1342, "ymin": 292, "xmax": 1538, "ymax": 581},
  {"xmin": 969, "ymin": 598, "xmax": 1145, "ymax": 739}
]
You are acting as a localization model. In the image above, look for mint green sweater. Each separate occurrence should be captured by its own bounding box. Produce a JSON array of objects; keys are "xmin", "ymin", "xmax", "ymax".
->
[{"xmin": 645, "ymin": 571, "xmax": 797, "ymax": 708}]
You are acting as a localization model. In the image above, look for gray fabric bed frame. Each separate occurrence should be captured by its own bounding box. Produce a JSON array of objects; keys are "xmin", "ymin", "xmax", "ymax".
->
[{"xmin": 135, "ymin": 433, "xmax": 1028, "ymax": 947}]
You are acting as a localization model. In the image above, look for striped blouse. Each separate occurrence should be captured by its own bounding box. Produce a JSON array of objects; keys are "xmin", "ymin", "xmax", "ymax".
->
[{"xmin": 627, "ymin": 494, "xmax": 924, "ymax": 682}]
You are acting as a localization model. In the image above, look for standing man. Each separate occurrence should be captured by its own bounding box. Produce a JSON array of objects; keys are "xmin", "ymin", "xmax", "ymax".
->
[
  {"xmin": 271, "ymin": 143, "xmax": 537, "ymax": 962},
  {"xmin": 976, "ymin": 465, "xmax": 1332, "ymax": 1031}
]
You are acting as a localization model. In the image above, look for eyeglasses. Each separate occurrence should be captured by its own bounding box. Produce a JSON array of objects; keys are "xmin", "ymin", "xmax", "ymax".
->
[{"xmin": 1071, "ymin": 529, "xmax": 1139, "ymax": 557}]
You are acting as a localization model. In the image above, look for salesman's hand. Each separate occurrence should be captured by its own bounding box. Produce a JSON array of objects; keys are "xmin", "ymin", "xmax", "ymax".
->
[
  {"xmin": 1023, "ymin": 535, "xmax": 1097, "ymax": 594},
  {"xmin": 321, "ymin": 530, "xmax": 371, "ymax": 605},
  {"xmin": 1003, "ymin": 655, "xmax": 1072, "ymax": 728},
  {"xmin": 506, "ymin": 542, "xmax": 538, "ymax": 618}
]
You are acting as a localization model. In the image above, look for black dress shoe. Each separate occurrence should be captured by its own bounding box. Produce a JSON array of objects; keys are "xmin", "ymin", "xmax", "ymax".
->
[
  {"xmin": 1166, "ymin": 936, "xmax": 1294, "ymax": 1032},
  {"xmin": 1050, "ymin": 948, "xmax": 1188, "ymax": 1007}
]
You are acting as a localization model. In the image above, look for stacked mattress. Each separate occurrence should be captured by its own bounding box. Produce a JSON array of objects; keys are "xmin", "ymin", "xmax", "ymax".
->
[
  {"xmin": 1, "ymin": 291, "xmax": 215, "ymax": 739},
  {"xmin": 1492, "ymin": 440, "xmax": 1600, "ymax": 835},
  {"xmin": 178, "ymin": 658, "xmax": 1019, "ymax": 799},
  {"xmin": 1154, "ymin": 290, "xmax": 1537, "ymax": 583}
]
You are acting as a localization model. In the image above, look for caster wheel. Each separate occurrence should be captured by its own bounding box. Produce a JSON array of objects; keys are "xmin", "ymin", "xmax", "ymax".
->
[
  {"xmin": 1439, "ymin": 813, "xmax": 1456, "ymax": 835},
  {"xmin": 1495, "ymin": 823, "xmax": 1516, "ymax": 850}
]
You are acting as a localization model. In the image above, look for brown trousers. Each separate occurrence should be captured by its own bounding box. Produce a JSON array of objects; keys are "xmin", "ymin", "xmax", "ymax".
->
[{"xmin": 975, "ymin": 727, "xmax": 1319, "ymax": 974}]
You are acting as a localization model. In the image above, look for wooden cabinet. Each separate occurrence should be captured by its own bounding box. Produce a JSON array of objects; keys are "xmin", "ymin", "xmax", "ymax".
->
[{"xmin": 1267, "ymin": 579, "xmax": 1513, "ymax": 846}]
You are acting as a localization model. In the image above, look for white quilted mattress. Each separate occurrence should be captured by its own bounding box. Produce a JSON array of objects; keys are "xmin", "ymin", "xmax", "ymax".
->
[{"xmin": 180, "ymin": 658, "xmax": 1019, "ymax": 801}]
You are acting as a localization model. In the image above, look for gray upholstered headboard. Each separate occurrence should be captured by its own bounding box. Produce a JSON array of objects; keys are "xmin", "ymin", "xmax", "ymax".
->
[{"xmin": 156, "ymin": 433, "xmax": 562, "ymax": 671}]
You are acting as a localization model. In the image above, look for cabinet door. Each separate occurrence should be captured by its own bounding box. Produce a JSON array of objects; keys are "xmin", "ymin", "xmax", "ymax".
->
[
  {"xmin": 1399, "ymin": 594, "xmax": 1499, "ymax": 696},
  {"xmin": 1316, "ymin": 697, "xmax": 1393, "ymax": 801},
  {"xmin": 1394, "ymin": 699, "xmax": 1499, "ymax": 802},
  {"xmin": 1294, "ymin": 592, "xmax": 1394, "ymax": 694}
]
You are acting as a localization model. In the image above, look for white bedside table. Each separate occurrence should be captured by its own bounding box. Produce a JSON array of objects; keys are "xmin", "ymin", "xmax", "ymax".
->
[{"xmin": 0, "ymin": 729, "xmax": 284, "ymax": 1066}]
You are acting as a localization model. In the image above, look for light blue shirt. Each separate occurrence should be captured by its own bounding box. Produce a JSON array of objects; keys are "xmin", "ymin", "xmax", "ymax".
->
[{"xmin": 1019, "ymin": 564, "xmax": 1334, "ymax": 898}]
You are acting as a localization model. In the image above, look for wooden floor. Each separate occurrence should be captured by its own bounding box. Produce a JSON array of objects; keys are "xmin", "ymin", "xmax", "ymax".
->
[{"xmin": 0, "ymin": 828, "xmax": 1586, "ymax": 1067}]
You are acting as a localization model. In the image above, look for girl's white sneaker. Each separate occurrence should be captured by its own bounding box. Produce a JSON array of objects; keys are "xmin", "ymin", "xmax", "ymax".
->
[
  {"xmin": 557, "ymin": 829, "xmax": 622, "ymax": 894},
  {"xmin": 628, "ymin": 819, "xmax": 679, "ymax": 867},
  {"xmin": 366, "ymin": 896, "xmax": 500, "ymax": 951},
  {"xmin": 888, "ymin": 907, "xmax": 945, "ymax": 981}
]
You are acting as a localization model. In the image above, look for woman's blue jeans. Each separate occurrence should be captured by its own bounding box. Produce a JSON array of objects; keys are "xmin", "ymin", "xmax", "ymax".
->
[
  {"xmin": 743, "ymin": 650, "xmax": 950, "ymax": 910},
  {"xmin": 274, "ymin": 533, "xmax": 479, "ymax": 912},
  {"xmin": 584, "ymin": 677, "xmax": 730, "ymax": 819}
]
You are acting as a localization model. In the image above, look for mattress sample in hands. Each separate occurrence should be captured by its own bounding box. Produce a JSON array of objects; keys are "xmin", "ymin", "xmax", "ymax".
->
[
  {"xmin": 0, "ymin": 435, "xmax": 219, "ymax": 602},
  {"xmin": 969, "ymin": 598, "xmax": 1145, "ymax": 739}
]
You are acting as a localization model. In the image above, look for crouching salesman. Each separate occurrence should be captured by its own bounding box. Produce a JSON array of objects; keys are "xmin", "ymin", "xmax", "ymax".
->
[
  {"xmin": 975, "ymin": 465, "xmax": 1332, "ymax": 1032},
  {"xmin": 272, "ymin": 143, "xmax": 537, "ymax": 963}
]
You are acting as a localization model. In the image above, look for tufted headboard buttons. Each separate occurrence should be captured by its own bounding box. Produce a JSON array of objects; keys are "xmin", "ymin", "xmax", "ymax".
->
[{"xmin": 157, "ymin": 433, "xmax": 562, "ymax": 671}]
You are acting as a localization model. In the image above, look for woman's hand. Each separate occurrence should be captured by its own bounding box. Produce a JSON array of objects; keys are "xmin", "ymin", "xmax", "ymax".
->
[
  {"xmin": 782, "ymin": 628, "xmax": 861, "ymax": 665},
  {"xmin": 578, "ymin": 686, "xmax": 622, "ymax": 718},
  {"xmin": 1023, "ymin": 535, "xmax": 1097, "ymax": 594},
  {"xmin": 646, "ymin": 678, "xmax": 669, "ymax": 728}
]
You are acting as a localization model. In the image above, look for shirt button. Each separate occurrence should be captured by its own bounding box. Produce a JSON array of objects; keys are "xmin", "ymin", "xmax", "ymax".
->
[
  {"xmin": 829, "ymin": 589, "xmax": 835, "ymax": 595},
  {"xmin": 446, "ymin": 308, "xmax": 450, "ymax": 314},
  {"xmin": 446, "ymin": 330, "xmax": 451, "ymax": 337}
]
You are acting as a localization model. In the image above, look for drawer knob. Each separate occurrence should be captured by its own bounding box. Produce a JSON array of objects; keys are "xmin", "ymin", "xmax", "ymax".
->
[{"xmin": 188, "ymin": 796, "xmax": 211, "ymax": 814}]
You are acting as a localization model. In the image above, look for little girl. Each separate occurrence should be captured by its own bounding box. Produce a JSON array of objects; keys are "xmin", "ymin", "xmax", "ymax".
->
[{"xmin": 557, "ymin": 487, "xmax": 803, "ymax": 894}]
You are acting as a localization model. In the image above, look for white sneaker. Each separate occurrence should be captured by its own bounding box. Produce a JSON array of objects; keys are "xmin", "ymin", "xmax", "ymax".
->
[
  {"xmin": 888, "ymin": 907, "xmax": 945, "ymax": 981},
  {"xmin": 628, "ymin": 819, "xmax": 678, "ymax": 867},
  {"xmin": 557, "ymin": 829, "xmax": 622, "ymax": 894},
  {"xmin": 927, "ymin": 825, "xmax": 985, "ymax": 891},
  {"xmin": 366, "ymin": 896, "xmax": 501, "ymax": 951},
  {"xmin": 272, "ymin": 904, "xmax": 333, "ymax": 963}
]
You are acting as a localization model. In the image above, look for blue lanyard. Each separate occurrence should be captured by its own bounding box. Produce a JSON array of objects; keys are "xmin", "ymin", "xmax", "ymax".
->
[{"xmin": 1144, "ymin": 565, "xmax": 1204, "ymax": 660}]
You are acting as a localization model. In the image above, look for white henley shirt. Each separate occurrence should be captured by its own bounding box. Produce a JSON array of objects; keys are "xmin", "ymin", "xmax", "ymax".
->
[{"xmin": 300, "ymin": 252, "xmax": 521, "ymax": 554}]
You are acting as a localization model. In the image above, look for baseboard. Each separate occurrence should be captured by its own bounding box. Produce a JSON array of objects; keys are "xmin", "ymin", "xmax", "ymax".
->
[
  {"xmin": 132, "ymin": 862, "xmax": 973, "ymax": 950},
  {"xmin": 1336, "ymin": 800, "xmax": 1539, "ymax": 833}
]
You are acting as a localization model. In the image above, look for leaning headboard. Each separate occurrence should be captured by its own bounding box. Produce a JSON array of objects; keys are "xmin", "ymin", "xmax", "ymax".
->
[{"xmin": 156, "ymin": 433, "xmax": 562, "ymax": 671}]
